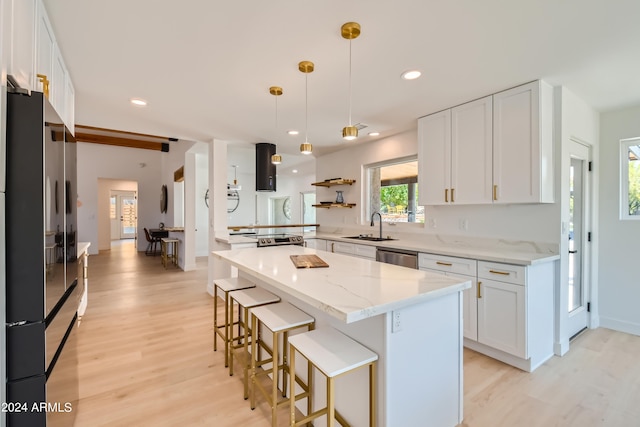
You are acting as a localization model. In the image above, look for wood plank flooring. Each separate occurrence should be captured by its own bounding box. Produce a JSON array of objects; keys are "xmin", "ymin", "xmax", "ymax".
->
[{"xmin": 74, "ymin": 241, "xmax": 640, "ymax": 426}]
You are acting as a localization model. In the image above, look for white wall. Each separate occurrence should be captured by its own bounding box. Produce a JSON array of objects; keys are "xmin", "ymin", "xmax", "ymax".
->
[
  {"xmin": 77, "ymin": 142, "xmax": 163, "ymax": 254},
  {"xmin": 316, "ymin": 129, "xmax": 561, "ymax": 244},
  {"xmin": 598, "ymin": 105, "xmax": 640, "ymax": 335}
]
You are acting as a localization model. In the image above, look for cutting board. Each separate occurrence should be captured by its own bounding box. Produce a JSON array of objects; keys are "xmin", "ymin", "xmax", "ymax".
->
[{"xmin": 290, "ymin": 255, "xmax": 329, "ymax": 269}]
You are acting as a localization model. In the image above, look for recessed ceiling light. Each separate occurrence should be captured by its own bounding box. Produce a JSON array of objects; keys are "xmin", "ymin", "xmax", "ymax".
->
[
  {"xmin": 401, "ymin": 70, "xmax": 422, "ymax": 80},
  {"xmin": 287, "ymin": 130, "xmax": 299, "ymax": 135},
  {"xmin": 368, "ymin": 132, "xmax": 380, "ymax": 137},
  {"xmin": 130, "ymin": 98, "xmax": 148, "ymax": 106},
  {"xmin": 292, "ymin": 169, "xmax": 298, "ymax": 174}
]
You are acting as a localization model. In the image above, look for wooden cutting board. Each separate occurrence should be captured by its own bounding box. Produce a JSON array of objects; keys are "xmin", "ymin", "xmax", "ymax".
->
[{"xmin": 290, "ymin": 255, "xmax": 329, "ymax": 269}]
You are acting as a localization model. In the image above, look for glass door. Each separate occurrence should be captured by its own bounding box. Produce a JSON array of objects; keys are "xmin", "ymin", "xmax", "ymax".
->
[
  {"xmin": 119, "ymin": 194, "xmax": 137, "ymax": 239},
  {"xmin": 567, "ymin": 141, "xmax": 590, "ymax": 338}
]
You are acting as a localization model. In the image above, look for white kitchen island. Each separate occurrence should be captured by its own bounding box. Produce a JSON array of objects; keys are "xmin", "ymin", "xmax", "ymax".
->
[{"xmin": 212, "ymin": 245, "xmax": 471, "ymax": 427}]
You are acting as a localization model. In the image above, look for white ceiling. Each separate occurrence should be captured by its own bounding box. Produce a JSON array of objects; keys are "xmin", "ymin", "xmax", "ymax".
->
[{"xmin": 44, "ymin": 0, "xmax": 640, "ymax": 159}]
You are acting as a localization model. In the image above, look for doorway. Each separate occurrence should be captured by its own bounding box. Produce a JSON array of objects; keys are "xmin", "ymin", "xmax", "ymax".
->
[
  {"xmin": 567, "ymin": 140, "xmax": 591, "ymax": 338},
  {"xmin": 301, "ymin": 191, "xmax": 316, "ymax": 231},
  {"xmin": 110, "ymin": 190, "xmax": 137, "ymax": 240}
]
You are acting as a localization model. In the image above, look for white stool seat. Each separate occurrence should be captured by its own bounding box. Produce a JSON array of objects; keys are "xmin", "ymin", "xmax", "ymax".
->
[
  {"xmin": 288, "ymin": 328, "xmax": 378, "ymax": 378},
  {"xmin": 161, "ymin": 237, "xmax": 179, "ymax": 243},
  {"xmin": 214, "ymin": 276, "xmax": 256, "ymax": 292},
  {"xmin": 232, "ymin": 287, "xmax": 280, "ymax": 308},
  {"xmin": 250, "ymin": 302, "xmax": 315, "ymax": 333}
]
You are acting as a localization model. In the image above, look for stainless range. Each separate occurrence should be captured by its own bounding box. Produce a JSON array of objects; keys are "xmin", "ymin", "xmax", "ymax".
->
[{"xmin": 252, "ymin": 233, "xmax": 304, "ymax": 247}]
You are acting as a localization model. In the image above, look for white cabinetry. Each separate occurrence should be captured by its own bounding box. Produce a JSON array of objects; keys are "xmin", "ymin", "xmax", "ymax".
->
[
  {"xmin": 304, "ymin": 238, "xmax": 327, "ymax": 251},
  {"xmin": 418, "ymin": 81, "xmax": 553, "ymax": 206},
  {"xmin": 329, "ymin": 241, "xmax": 377, "ymax": 260},
  {"xmin": 476, "ymin": 263, "xmax": 526, "ymax": 358},
  {"xmin": 419, "ymin": 253, "xmax": 478, "ymax": 340},
  {"xmin": 418, "ymin": 96, "xmax": 493, "ymax": 205},
  {"xmin": 493, "ymin": 80, "xmax": 554, "ymax": 203},
  {"xmin": 8, "ymin": 0, "xmax": 37, "ymax": 90},
  {"xmin": 419, "ymin": 254, "xmax": 554, "ymax": 372},
  {"xmin": 35, "ymin": 4, "xmax": 54, "ymax": 92}
]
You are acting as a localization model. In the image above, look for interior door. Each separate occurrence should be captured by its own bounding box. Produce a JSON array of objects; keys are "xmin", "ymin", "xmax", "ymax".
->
[
  {"xmin": 567, "ymin": 140, "xmax": 591, "ymax": 338},
  {"xmin": 119, "ymin": 194, "xmax": 137, "ymax": 239}
]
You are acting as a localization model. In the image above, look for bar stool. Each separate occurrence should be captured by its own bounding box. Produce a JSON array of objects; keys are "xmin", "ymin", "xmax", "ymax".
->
[
  {"xmin": 229, "ymin": 287, "xmax": 280, "ymax": 399},
  {"xmin": 161, "ymin": 237, "xmax": 179, "ymax": 268},
  {"xmin": 288, "ymin": 328, "xmax": 378, "ymax": 427},
  {"xmin": 213, "ymin": 277, "xmax": 256, "ymax": 367},
  {"xmin": 248, "ymin": 302, "xmax": 315, "ymax": 427}
]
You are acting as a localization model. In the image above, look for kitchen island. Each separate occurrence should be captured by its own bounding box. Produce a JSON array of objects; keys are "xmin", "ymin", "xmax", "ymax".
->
[{"xmin": 212, "ymin": 245, "xmax": 471, "ymax": 426}]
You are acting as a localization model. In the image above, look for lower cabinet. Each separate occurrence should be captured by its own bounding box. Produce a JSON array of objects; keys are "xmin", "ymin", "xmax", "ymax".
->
[
  {"xmin": 304, "ymin": 238, "xmax": 327, "ymax": 251},
  {"xmin": 328, "ymin": 241, "xmax": 377, "ymax": 260},
  {"xmin": 419, "ymin": 253, "xmax": 554, "ymax": 372},
  {"xmin": 477, "ymin": 278, "xmax": 525, "ymax": 358}
]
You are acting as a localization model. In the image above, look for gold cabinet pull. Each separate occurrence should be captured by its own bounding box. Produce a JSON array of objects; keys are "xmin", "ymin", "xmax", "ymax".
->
[
  {"xmin": 436, "ymin": 261, "xmax": 452, "ymax": 266},
  {"xmin": 477, "ymin": 281, "xmax": 482, "ymax": 299},
  {"xmin": 489, "ymin": 269, "xmax": 510, "ymax": 276},
  {"xmin": 37, "ymin": 74, "xmax": 50, "ymax": 99},
  {"xmin": 493, "ymin": 184, "xmax": 498, "ymax": 201},
  {"xmin": 331, "ymin": 242, "xmax": 335, "ymax": 252},
  {"xmin": 445, "ymin": 188, "xmax": 449, "ymax": 203},
  {"xmin": 451, "ymin": 188, "xmax": 455, "ymax": 202}
]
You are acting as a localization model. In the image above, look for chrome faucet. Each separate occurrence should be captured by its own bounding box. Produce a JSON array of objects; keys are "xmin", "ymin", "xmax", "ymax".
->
[{"xmin": 370, "ymin": 212, "xmax": 382, "ymax": 240}]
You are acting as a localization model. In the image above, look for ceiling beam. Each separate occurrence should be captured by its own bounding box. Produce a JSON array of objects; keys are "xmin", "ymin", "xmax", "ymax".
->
[
  {"xmin": 74, "ymin": 124, "xmax": 174, "ymax": 151},
  {"xmin": 75, "ymin": 132, "xmax": 169, "ymax": 151}
]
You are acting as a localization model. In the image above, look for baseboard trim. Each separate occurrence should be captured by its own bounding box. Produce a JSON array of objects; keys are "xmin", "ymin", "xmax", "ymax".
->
[{"xmin": 599, "ymin": 316, "xmax": 640, "ymax": 336}]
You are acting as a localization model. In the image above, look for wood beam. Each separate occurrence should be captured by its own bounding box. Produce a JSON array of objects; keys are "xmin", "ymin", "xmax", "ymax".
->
[
  {"xmin": 75, "ymin": 124, "xmax": 176, "ymax": 143},
  {"xmin": 75, "ymin": 132, "xmax": 168, "ymax": 151}
]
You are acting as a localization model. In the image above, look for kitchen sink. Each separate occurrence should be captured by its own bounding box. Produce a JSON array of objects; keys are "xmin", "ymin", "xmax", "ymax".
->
[{"xmin": 343, "ymin": 235, "xmax": 396, "ymax": 242}]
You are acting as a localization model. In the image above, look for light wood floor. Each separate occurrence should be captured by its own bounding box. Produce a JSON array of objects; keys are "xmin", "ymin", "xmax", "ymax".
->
[{"xmin": 74, "ymin": 241, "xmax": 640, "ymax": 426}]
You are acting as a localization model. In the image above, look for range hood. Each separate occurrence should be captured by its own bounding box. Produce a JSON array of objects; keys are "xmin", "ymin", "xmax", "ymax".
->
[{"xmin": 255, "ymin": 143, "xmax": 276, "ymax": 192}]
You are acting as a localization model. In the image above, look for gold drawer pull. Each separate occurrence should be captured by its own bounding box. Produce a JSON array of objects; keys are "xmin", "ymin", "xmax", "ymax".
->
[
  {"xmin": 436, "ymin": 261, "xmax": 452, "ymax": 266},
  {"xmin": 477, "ymin": 281, "xmax": 482, "ymax": 299},
  {"xmin": 489, "ymin": 269, "xmax": 510, "ymax": 276},
  {"xmin": 445, "ymin": 188, "xmax": 449, "ymax": 203},
  {"xmin": 451, "ymin": 188, "xmax": 455, "ymax": 203},
  {"xmin": 493, "ymin": 184, "xmax": 498, "ymax": 201}
]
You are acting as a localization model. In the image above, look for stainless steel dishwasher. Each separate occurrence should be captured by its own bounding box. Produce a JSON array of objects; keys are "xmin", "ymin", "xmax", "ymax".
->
[{"xmin": 376, "ymin": 247, "xmax": 418, "ymax": 269}]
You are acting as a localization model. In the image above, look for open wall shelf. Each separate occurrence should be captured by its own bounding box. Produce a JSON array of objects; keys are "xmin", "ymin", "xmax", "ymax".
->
[{"xmin": 311, "ymin": 179, "xmax": 356, "ymax": 187}]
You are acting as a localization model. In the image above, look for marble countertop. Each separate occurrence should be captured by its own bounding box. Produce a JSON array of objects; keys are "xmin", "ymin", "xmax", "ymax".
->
[
  {"xmin": 212, "ymin": 245, "xmax": 470, "ymax": 323},
  {"xmin": 77, "ymin": 241, "xmax": 91, "ymax": 256},
  {"xmin": 309, "ymin": 232, "xmax": 559, "ymax": 265}
]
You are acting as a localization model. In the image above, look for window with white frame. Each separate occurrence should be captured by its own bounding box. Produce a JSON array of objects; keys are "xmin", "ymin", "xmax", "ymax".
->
[
  {"xmin": 365, "ymin": 156, "xmax": 424, "ymax": 224},
  {"xmin": 621, "ymin": 138, "xmax": 640, "ymax": 219}
]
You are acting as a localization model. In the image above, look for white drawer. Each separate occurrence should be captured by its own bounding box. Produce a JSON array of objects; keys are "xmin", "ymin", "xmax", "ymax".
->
[
  {"xmin": 331, "ymin": 241, "xmax": 355, "ymax": 255},
  {"xmin": 477, "ymin": 261, "xmax": 525, "ymax": 286},
  {"xmin": 354, "ymin": 244, "xmax": 376, "ymax": 259},
  {"xmin": 419, "ymin": 253, "xmax": 477, "ymax": 276}
]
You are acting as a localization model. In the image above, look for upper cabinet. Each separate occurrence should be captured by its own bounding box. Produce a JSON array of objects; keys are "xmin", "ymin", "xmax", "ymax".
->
[
  {"xmin": 5, "ymin": 0, "xmax": 74, "ymax": 131},
  {"xmin": 418, "ymin": 81, "xmax": 554, "ymax": 206},
  {"xmin": 8, "ymin": 0, "xmax": 37, "ymax": 90},
  {"xmin": 493, "ymin": 81, "xmax": 554, "ymax": 203}
]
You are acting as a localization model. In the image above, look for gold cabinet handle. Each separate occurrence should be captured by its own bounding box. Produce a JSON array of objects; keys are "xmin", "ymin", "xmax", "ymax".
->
[
  {"xmin": 445, "ymin": 188, "xmax": 448, "ymax": 203},
  {"xmin": 37, "ymin": 74, "xmax": 50, "ymax": 99},
  {"xmin": 451, "ymin": 188, "xmax": 455, "ymax": 203},
  {"xmin": 489, "ymin": 269, "xmax": 510, "ymax": 276},
  {"xmin": 331, "ymin": 242, "xmax": 335, "ymax": 253},
  {"xmin": 477, "ymin": 281, "xmax": 482, "ymax": 299},
  {"xmin": 436, "ymin": 261, "xmax": 452, "ymax": 266},
  {"xmin": 493, "ymin": 184, "xmax": 498, "ymax": 201}
]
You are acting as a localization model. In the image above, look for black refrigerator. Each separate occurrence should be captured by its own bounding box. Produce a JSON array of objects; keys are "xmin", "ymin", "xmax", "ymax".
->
[{"xmin": 5, "ymin": 87, "xmax": 79, "ymax": 426}]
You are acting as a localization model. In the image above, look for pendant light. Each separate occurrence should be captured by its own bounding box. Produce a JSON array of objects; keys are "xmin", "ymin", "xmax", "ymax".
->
[
  {"xmin": 341, "ymin": 22, "xmax": 360, "ymax": 141},
  {"xmin": 299, "ymin": 61, "xmax": 314, "ymax": 155},
  {"xmin": 270, "ymin": 86, "xmax": 283, "ymax": 164}
]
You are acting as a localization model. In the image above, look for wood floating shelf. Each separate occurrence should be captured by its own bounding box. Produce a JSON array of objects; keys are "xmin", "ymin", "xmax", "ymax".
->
[
  {"xmin": 312, "ymin": 203, "xmax": 356, "ymax": 209},
  {"xmin": 311, "ymin": 179, "xmax": 356, "ymax": 187}
]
